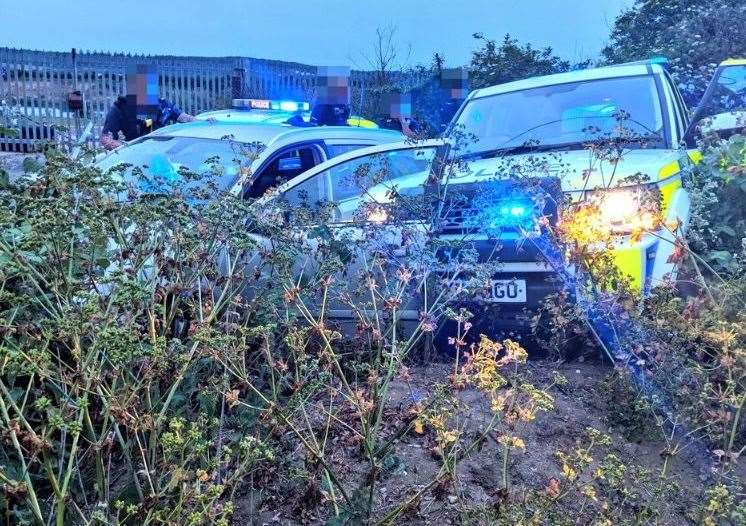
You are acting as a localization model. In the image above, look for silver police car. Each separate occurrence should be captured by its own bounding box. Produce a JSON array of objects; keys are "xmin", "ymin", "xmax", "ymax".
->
[{"xmin": 96, "ymin": 98, "xmax": 401, "ymax": 198}]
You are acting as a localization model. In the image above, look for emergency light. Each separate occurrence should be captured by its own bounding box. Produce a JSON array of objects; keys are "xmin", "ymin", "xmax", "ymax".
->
[
  {"xmin": 648, "ymin": 56, "xmax": 669, "ymax": 68},
  {"xmin": 232, "ymin": 98, "xmax": 310, "ymax": 112},
  {"xmin": 484, "ymin": 199, "xmax": 533, "ymax": 229}
]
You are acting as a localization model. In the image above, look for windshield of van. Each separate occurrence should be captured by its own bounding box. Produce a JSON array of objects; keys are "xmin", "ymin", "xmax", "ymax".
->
[
  {"xmin": 691, "ymin": 64, "xmax": 746, "ymax": 125},
  {"xmin": 453, "ymin": 75, "xmax": 666, "ymax": 157},
  {"xmin": 97, "ymin": 136, "xmax": 248, "ymax": 193}
]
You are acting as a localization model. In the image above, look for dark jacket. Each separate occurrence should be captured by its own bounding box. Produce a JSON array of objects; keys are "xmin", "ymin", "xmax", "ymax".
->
[{"xmin": 102, "ymin": 96, "xmax": 138, "ymax": 141}]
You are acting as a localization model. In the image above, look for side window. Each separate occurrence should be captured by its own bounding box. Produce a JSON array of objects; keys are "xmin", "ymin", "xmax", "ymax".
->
[
  {"xmin": 245, "ymin": 144, "xmax": 323, "ymax": 199},
  {"xmin": 283, "ymin": 147, "xmax": 437, "ymax": 222},
  {"xmin": 282, "ymin": 147, "xmax": 436, "ymax": 222},
  {"xmin": 326, "ymin": 143, "xmax": 372, "ymax": 158},
  {"xmin": 664, "ymin": 72, "xmax": 688, "ymax": 138},
  {"xmin": 330, "ymin": 147, "xmax": 436, "ymax": 203}
]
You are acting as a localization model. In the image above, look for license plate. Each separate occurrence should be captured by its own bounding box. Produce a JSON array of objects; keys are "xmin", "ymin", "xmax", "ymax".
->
[{"xmin": 488, "ymin": 279, "xmax": 527, "ymax": 303}]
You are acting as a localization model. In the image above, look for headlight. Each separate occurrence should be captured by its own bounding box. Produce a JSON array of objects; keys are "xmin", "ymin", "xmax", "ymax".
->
[
  {"xmin": 587, "ymin": 186, "xmax": 660, "ymax": 234},
  {"xmin": 366, "ymin": 206, "xmax": 389, "ymax": 223}
]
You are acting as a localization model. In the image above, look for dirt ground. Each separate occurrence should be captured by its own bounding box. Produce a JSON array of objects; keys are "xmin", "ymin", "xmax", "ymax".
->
[{"xmin": 233, "ymin": 359, "xmax": 734, "ymax": 525}]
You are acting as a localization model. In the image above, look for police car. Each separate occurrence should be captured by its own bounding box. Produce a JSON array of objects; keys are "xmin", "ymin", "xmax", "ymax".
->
[
  {"xmin": 252, "ymin": 59, "xmax": 708, "ymax": 333},
  {"xmin": 96, "ymin": 98, "xmax": 400, "ymax": 198},
  {"xmin": 197, "ymin": 98, "xmax": 379, "ymax": 129}
]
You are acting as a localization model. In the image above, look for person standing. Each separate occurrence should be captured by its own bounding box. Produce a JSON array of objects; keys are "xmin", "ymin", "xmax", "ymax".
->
[{"xmin": 100, "ymin": 95, "xmax": 197, "ymax": 150}]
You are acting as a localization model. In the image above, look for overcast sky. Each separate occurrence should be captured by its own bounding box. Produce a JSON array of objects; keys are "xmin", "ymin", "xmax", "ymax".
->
[{"xmin": 1, "ymin": 0, "xmax": 632, "ymax": 67}]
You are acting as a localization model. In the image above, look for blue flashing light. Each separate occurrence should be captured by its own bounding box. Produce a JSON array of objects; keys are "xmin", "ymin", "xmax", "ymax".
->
[
  {"xmin": 482, "ymin": 199, "xmax": 533, "ymax": 229},
  {"xmin": 232, "ymin": 98, "xmax": 310, "ymax": 112},
  {"xmin": 277, "ymin": 100, "xmax": 310, "ymax": 112},
  {"xmin": 649, "ymin": 56, "xmax": 669, "ymax": 67}
]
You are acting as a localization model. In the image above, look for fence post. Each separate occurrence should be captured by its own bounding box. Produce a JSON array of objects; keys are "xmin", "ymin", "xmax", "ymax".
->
[
  {"xmin": 231, "ymin": 67, "xmax": 244, "ymax": 99},
  {"xmin": 71, "ymin": 48, "xmax": 82, "ymax": 142}
]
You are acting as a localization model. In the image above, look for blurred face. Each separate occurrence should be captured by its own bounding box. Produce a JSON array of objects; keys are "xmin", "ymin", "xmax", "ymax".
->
[
  {"xmin": 315, "ymin": 66, "xmax": 350, "ymax": 105},
  {"xmin": 382, "ymin": 92, "xmax": 412, "ymax": 119},
  {"xmin": 440, "ymin": 68, "xmax": 469, "ymax": 101},
  {"xmin": 126, "ymin": 65, "xmax": 159, "ymax": 109}
]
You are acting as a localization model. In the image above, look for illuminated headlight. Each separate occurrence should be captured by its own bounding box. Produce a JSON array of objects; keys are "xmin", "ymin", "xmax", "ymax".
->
[
  {"xmin": 366, "ymin": 206, "xmax": 389, "ymax": 223},
  {"xmin": 588, "ymin": 187, "xmax": 660, "ymax": 234}
]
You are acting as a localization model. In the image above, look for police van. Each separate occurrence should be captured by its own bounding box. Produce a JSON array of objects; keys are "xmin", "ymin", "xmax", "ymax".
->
[{"xmin": 96, "ymin": 98, "xmax": 400, "ymax": 198}]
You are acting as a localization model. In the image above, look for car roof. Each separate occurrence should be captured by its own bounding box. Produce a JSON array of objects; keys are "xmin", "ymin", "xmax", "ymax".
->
[
  {"xmin": 197, "ymin": 108, "xmax": 301, "ymax": 125},
  {"xmin": 148, "ymin": 120, "xmax": 402, "ymax": 148},
  {"xmin": 720, "ymin": 58, "xmax": 746, "ymax": 66},
  {"xmin": 469, "ymin": 62, "xmax": 665, "ymax": 100}
]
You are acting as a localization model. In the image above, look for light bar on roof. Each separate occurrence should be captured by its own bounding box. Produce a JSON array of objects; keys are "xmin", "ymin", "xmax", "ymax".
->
[
  {"xmin": 232, "ymin": 98, "xmax": 310, "ymax": 112},
  {"xmin": 648, "ymin": 56, "xmax": 669, "ymax": 67}
]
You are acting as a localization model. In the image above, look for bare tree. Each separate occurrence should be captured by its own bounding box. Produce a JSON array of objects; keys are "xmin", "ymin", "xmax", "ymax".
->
[{"xmin": 361, "ymin": 24, "xmax": 413, "ymax": 88}]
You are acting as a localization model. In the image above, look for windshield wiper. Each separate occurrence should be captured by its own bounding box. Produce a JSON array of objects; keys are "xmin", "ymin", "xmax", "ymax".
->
[
  {"xmin": 459, "ymin": 141, "xmax": 592, "ymax": 160},
  {"xmin": 457, "ymin": 115, "xmax": 665, "ymax": 161}
]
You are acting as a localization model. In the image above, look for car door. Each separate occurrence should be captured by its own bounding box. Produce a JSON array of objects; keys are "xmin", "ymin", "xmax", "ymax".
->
[
  {"xmin": 684, "ymin": 61, "xmax": 746, "ymax": 148},
  {"xmin": 278, "ymin": 143, "xmax": 441, "ymax": 330},
  {"xmin": 242, "ymin": 142, "xmax": 326, "ymax": 199}
]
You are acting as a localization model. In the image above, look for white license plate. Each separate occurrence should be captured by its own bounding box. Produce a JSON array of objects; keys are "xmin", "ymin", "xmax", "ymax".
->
[{"xmin": 488, "ymin": 279, "xmax": 527, "ymax": 303}]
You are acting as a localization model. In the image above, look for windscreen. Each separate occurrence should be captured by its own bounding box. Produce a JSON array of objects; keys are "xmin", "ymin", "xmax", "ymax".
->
[
  {"xmin": 97, "ymin": 136, "xmax": 246, "ymax": 194},
  {"xmin": 453, "ymin": 75, "xmax": 665, "ymax": 156},
  {"xmin": 696, "ymin": 64, "xmax": 746, "ymax": 118}
]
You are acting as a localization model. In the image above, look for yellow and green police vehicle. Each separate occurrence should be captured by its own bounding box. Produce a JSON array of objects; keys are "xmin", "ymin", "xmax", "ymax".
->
[{"xmin": 259, "ymin": 58, "xmax": 746, "ymax": 334}]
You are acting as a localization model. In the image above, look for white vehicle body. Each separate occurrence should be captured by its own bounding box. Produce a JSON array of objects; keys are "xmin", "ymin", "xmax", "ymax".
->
[
  {"xmin": 252, "ymin": 61, "xmax": 697, "ymax": 331},
  {"xmin": 96, "ymin": 120, "xmax": 402, "ymax": 198}
]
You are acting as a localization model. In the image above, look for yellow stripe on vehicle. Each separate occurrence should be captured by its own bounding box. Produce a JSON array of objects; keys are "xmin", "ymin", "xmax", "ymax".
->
[
  {"xmin": 611, "ymin": 246, "xmax": 645, "ymax": 290},
  {"xmin": 657, "ymin": 160, "xmax": 682, "ymax": 216},
  {"xmin": 720, "ymin": 58, "xmax": 746, "ymax": 66},
  {"xmin": 658, "ymin": 160, "xmax": 680, "ymax": 180},
  {"xmin": 347, "ymin": 117, "xmax": 378, "ymax": 129},
  {"xmin": 659, "ymin": 177, "xmax": 682, "ymax": 216},
  {"xmin": 688, "ymin": 150, "xmax": 703, "ymax": 164}
]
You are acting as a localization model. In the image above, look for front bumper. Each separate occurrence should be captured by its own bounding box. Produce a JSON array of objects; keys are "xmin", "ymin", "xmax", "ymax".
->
[{"xmin": 441, "ymin": 223, "xmax": 683, "ymax": 333}]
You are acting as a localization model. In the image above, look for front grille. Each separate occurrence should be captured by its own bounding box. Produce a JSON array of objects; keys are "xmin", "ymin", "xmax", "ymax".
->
[{"xmin": 436, "ymin": 177, "xmax": 562, "ymax": 237}]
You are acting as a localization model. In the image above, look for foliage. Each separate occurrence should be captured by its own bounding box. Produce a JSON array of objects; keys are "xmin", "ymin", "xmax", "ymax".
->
[
  {"xmin": 462, "ymin": 427, "xmax": 683, "ymax": 525},
  {"xmin": 529, "ymin": 129, "xmax": 745, "ymax": 521},
  {"xmin": 597, "ymin": 370, "xmax": 664, "ymax": 443},
  {"xmin": 469, "ymin": 34, "xmax": 571, "ymax": 90},
  {"xmin": 602, "ymin": 0, "xmax": 746, "ymax": 104},
  {"xmin": 0, "ymin": 143, "xmax": 557, "ymax": 524},
  {"xmin": 687, "ymin": 134, "xmax": 746, "ymax": 273},
  {"xmin": 0, "ymin": 109, "xmax": 745, "ymax": 526}
]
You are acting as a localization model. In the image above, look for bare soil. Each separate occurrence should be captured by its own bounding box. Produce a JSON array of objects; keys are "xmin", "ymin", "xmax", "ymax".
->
[{"xmin": 232, "ymin": 359, "xmax": 732, "ymax": 525}]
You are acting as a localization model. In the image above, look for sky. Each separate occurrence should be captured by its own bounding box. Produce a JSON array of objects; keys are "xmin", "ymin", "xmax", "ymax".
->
[{"xmin": 1, "ymin": 0, "xmax": 632, "ymax": 68}]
